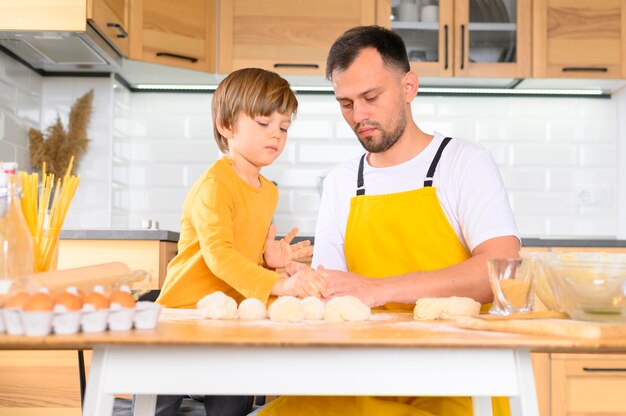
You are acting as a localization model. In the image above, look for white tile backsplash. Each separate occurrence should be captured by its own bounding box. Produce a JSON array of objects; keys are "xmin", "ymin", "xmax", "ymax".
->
[
  {"xmin": 101, "ymin": 89, "xmax": 626, "ymax": 237},
  {"xmin": 2, "ymin": 49, "xmax": 626, "ymax": 239},
  {"xmin": 0, "ymin": 50, "xmax": 39, "ymax": 168}
]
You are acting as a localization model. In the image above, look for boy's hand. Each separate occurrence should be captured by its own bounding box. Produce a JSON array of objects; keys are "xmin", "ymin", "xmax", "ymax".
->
[
  {"xmin": 264, "ymin": 225, "xmax": 313, "ymax": 269},
  {"xmin": 271, "ymin": 264, "xmax": 328, "ymax": 298}
]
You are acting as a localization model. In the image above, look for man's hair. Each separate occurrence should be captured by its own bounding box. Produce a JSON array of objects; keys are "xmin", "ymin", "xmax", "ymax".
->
[
  {"xmin": 326, "ymin": 25, "xmax": 410, "ymax": 80},
  {"xmin": 211, "ymin": 68, "xmax": 298, "ymax": 153}
]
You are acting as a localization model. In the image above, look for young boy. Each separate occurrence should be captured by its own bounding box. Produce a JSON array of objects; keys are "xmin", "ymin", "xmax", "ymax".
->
[{"xmin": 145, "ymin": 68, "xmax": 327, "ymax": 416}]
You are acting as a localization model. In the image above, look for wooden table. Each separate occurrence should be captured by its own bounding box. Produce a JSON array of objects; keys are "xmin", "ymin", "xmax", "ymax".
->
[{"xmin": 2, "ymin": 310, "xmax": 626, "ymax": 416}]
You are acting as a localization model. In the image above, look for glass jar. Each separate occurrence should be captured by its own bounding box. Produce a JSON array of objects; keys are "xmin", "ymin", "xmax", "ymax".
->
[{"xmin": 0, "ymin": 162, "xmax": 35, "ymax": 294}]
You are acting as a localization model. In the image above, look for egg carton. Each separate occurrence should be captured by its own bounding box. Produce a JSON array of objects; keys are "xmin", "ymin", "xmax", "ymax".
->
[{"xmin": 0, "ymin": 280, "xmax": 161, "ymax": 336}]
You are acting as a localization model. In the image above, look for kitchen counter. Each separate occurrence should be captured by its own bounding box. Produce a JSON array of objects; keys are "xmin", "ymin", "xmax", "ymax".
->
[
  {"xmin": 59, "ymin": 230, "xmax": 626, "ymax": 248},
  {"xmin": 60, "ymin": 228, "xmax": 179, "ymax": 242},
  {"xmin": 57, "ymin": 230, "xmax": 179, "ymax": 289},
  {"xmin": 521, "ymin": 238, "xmax": 626, "ymax": 248},
  {"xmin": 292, "ymin": 237, "xmax": 626, "ymax": 247}
]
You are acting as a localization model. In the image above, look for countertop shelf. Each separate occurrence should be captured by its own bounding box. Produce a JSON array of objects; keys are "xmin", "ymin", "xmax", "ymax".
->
[
  {"xmin": 58, "ymin": 229, "xmax": 626, "ymax": 248},
  {"xmin": 59, "ymin": 229, "xmax": 180, "ymax": 242}
]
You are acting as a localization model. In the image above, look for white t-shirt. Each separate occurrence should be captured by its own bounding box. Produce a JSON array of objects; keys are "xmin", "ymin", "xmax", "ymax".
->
[{"xmin": 312, "ymin": 132, "xmax": 520, "ymax": 270}]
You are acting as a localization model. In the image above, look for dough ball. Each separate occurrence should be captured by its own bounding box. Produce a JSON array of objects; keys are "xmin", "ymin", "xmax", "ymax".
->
[
  {"xmin": 301, "ymin": 296, "xmax": 325, "ymax": 320},
  {"xmin": 324, "ymin": 296, "xmax": 370, "ymax": 322},
  {"xmin": 238, "ymin": 298, "xmax": 267, "ymax": 320},
  {"xmin": 196, "ymin": 291, "xmax": 238, "ymax": 320},
  {"xmin": 268, "ymin": 296, "xmax": 304, "ymax": 323},
  {"xmin": 413, "ymin": 296, "xmax": 481, "ymax": 320}
]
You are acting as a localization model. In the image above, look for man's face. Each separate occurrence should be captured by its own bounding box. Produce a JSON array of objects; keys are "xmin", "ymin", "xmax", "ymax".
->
[{"xmin": 332, "ymin": 48, "xmax": 408, "ymax": 153}]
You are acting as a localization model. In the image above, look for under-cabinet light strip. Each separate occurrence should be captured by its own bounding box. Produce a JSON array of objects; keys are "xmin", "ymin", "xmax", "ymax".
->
[{"xmin": 133, "ymin": 84, "xmax": 605, "ymax": 96}]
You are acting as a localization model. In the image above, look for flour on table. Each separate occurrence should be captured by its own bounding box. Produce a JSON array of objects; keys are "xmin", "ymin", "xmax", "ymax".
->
[
  {"xmin": 268, "ymin": 296, "xmax": 304, "ymax": 323},
  {"xmin": 238, "ymin": 298, "xmax": 267, "ymax": 320},
  {"xmin": 413, "ymin": 296, "xmax": 480, "ymax": 320},
  {"xmin": 197, "ymin": 291, "xmax": 238, "ymax": 320},
  {"xmin": 301, "ymin": 296, "xmax": 325, "ymax": 320},
  {"xmin": 324, "ymin": 295, "xmax": 371, "ymax": 322}
]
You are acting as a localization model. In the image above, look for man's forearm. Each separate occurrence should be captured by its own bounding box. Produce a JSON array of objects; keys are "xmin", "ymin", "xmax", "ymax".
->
[{"xmin": 373, "ymin": 235, "xmax": 521, "ymax": 306}]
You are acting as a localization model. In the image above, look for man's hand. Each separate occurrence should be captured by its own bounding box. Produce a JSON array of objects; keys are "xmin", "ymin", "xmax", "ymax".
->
[
  {"xmin": 263, "ymin": 225, "xmax": 313, "ymax": 269},
  {"xmin": 317, "ymin": 265, "xmax": 382, "ymax": 307},
  {"xmin": 271, "ymin": 264, "xmax": 328, "ymax": 298}
]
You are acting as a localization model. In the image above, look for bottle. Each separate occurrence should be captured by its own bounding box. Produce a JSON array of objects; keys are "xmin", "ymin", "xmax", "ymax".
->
[{"xmin": 0, "ymin": 162, "xmax": 35, "ymax": 295}]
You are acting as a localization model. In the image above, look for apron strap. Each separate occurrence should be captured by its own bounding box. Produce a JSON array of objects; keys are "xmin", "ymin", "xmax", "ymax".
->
[
  {"xmin": 356, "ymin": 153, "xmax": 366, "ymax": 196},
  {"xmin": 355, "ymin": 136, "xmax": 453, "ymax": 195},
  {"xmin": 424, "ymin": 137, "xmax": 453, "ymax": 187}
]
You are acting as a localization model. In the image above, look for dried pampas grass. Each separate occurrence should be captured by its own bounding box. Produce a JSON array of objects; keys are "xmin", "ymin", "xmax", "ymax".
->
[{"xmin": 29, "ymin": 89, "xmax": 93, "ymax": 178}]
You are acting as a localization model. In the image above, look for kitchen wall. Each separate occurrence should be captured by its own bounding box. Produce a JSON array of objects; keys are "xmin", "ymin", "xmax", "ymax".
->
[
  {"xmin": 0, "ymin": 49, "xmax": 41, "ymax": 170},
  {"xmin": 1, "ymin": 49, "xmax": 625, "ymax": 239},
  {"xmin": 119, "ymin": 90, "xmax": 621, "ymax": 239}
]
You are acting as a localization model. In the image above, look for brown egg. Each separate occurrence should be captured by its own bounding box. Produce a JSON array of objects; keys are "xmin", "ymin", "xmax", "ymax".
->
[
  {"xmin": 93, "ymin": 285, "xmax": 112, "ymax": 298},
  {"xmin": 4, "ymin": 291, "xmax": 30, "ymax": 309},
  {"xmin": 23, "ymin": 292, "xmax": 55, "ymax": 312},
  {"xmin": 73, "ymin": 288, "xmax": 85, "ymax": 301},
  {"xmin": 83, "ymin": 292, "xmax": 110, "ymax": 310},
  {"xmin": 109, "ymin": 290, "xmax": 136, "ymax": 309},
  {"xmin": 55, "ymin": 292, "xmax": 83, "ymax": 311}
]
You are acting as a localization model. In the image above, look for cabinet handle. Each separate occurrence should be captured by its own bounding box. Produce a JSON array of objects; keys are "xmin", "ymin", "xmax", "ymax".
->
[
  {"xmin": 156, "ymin": 52, "xmax": 199, "ymax": 63},
  {"xmin": 273, "ymin": 63, "xmax": 319, "ymax": 69},
  {"xmin": 562, "ymin": 67, "xmax": 608, "ymax": 73},
  {"xmin": 460, "ymin": 24, "xmax": 465, "ymax": 70},
  {"xmin": 106, "ymin": 22, "xmax": 128, "ymax": 39},
  {"xmin": 444, "ymin": 24, "xmax": 449, "ymax": 70},
  {"xmin": 583, "ymin": 367, "xmax": 626, "ymax": 372}
]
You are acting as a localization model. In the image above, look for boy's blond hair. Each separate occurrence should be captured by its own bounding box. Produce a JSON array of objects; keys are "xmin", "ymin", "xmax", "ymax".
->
[{"xmin": 211, "ymin": 68, "xmax": 298, "ymax": 153}]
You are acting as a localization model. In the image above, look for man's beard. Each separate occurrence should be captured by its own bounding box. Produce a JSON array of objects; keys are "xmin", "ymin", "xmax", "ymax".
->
[{"xmin": 355, "ymin": 111, "xmax": 406, "ymax": 153}]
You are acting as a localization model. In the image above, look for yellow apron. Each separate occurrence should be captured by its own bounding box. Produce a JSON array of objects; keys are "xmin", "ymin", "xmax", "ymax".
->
[{"xmin": 261, "ymin": 138, "xmax": 509, "ymax": 416}]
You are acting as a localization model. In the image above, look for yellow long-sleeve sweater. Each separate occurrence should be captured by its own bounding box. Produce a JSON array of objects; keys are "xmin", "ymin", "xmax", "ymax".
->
[{"xmin": 156, "ymin": 157, "xmax": 281, "ymax": 308}]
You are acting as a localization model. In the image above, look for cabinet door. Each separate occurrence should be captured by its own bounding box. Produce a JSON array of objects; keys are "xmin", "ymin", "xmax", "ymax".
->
[
  {"xmin": 455, "ymin": 0, "xmax": 531, "ymax": 77},
  {"xmin": 389, "ymin": 0, "xmax": 454, "ymax": 76},
  {"xmin": 551, "ymin": 353, "xmax": 626, "ymax": 416},
  {"xmin": 89, "ymin": 0, "xmax": 130, "ymax": 57},
  {"xmin": 130, "ymin": 0, "xmax": 217, "ymax": 72},
  {"xmin": 219, "ymin": 0, "xmax": 378, "ymax": 76},
  {"xmin": 389, "ymin": 0, "xmax": 531, "ymax": 78},
  {"xmin": 533, "ymin": 0, "xmax": 626, "ymax": 79}
]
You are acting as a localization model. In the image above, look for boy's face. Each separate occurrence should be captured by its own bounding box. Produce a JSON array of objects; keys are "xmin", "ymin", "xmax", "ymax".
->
[{"xmin": 228, "ymin": 111, "xmax": 292, "ymax": 167}]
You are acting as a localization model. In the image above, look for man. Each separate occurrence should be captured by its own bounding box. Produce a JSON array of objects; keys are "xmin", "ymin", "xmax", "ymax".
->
[
  {"xmin": 314, "ymin": 25, "xmax": 520, "ymax": 309},
  {"xmin": 257, "ymin": 25, "xmax": 519, "ymax": 416}
]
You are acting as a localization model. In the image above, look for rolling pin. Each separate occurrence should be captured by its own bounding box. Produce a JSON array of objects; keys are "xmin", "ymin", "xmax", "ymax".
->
[{"xmin": 29, "ymin": 262, "xmax": 136, "ymax": 292}]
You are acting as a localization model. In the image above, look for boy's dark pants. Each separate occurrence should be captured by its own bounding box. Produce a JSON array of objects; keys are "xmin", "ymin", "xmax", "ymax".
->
[{"xmin": 133, "ymin": 394, "xmax": 254, "ymax": 416}]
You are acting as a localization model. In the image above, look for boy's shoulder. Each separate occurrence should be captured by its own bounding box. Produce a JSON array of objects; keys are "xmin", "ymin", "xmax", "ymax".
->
[{"xmin": 203, "ymin": 157, "xmax": 233, "ymax": 181}]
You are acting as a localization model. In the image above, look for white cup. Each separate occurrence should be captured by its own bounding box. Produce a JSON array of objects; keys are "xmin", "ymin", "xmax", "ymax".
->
[
  {"xmin": 398, "ymin": 0, "xmax": 419, "ymax": 22},
  {"xmin": 421, "ymin": 5, "xmax": 439, "ymax": 23}
]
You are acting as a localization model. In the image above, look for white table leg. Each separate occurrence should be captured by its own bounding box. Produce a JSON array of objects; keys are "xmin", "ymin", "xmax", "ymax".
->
[
  {"xmin": 133, "ymin": 394, "xmax": 157, "ymax": 416},
  {"xmin": 472, "ymin": 396, "xmax": 494, "ymax": 416},
  {"xmin": 83, "ymin": 348, "xmax": 115, "ymax": 416},
  {"xmin": 509, "ymin": 351, "xmax": 540, "ymax": 416}
]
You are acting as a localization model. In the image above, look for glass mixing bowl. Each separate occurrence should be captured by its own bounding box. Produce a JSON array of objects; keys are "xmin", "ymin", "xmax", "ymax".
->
[{"xmin": 540, "ymin": 252, "xmax": 626, "ymax": 322}]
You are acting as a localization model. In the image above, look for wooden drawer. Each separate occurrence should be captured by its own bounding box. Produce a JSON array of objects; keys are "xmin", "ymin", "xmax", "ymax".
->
[
  {"xmin": 0, "ymin": 351, "xmax": 85, "ymax": 415},
  {"xmin": 551, "ymin": 353, "xmax": 626, "ymax": 415}
]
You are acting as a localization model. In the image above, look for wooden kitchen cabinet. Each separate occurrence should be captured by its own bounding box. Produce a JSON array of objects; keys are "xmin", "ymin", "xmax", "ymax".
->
[
  {"xmin": 0, "ymin": 0, "xmax": 130, "ymax": 57},
  {"xmin": 533, "ymin": 0, "xmax": 626, "ymax": 79},
  {"xmin": 88, "ymin": 0, "xmax": 131, "ymax": 57},
  {"xmin": 0, "ymin": 351, "xmax": 84, "ymax": 416},
  {"xmin": 57, "ymin": 239, "xmax": 177, "ymax": 289},
  {"xmin": 551, "ymin": 353, "xmax": 626, "ymax": 415},
  {"xmin": 218, "ymin": 0, "xmax": 382, "ymax": 76},
  {"xmin": 129, "ymin": 0, "xmax": 217, "ymax": 72},
  {"xmin": 382, "ymin": 0, "xmax": 531, "ymax": 77}
]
